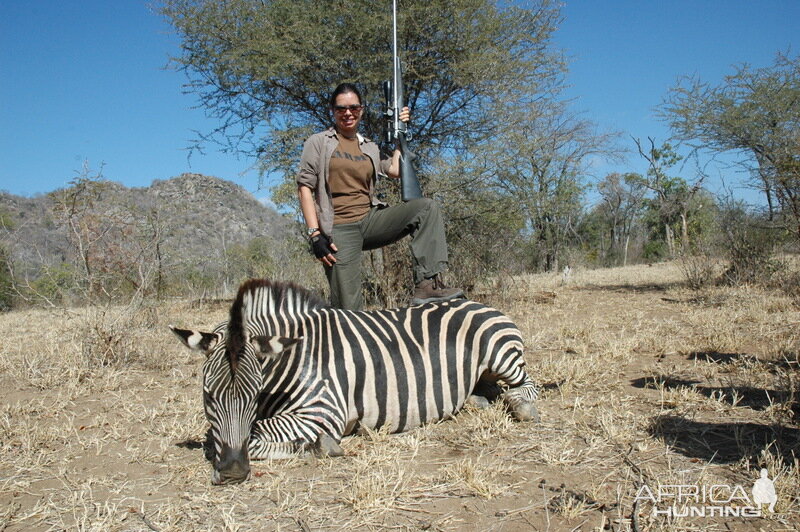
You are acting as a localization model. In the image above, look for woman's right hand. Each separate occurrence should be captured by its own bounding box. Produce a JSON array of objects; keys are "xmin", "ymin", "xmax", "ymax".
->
[{"xmin": 310, "ymin": 232, "xmax": 338, "ymax": 266}]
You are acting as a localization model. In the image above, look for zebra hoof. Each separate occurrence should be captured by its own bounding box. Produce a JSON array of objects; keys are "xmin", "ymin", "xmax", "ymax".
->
[
  {"xmin": 313, "ymin": 433, "xmax": 344, "ymax": 458},
  {"xmin": 510, "ymin": 402, "xmax": 540, "ymax": 423},
  {"xmin": 465, "ymin": 394, "xmax": 491, "ymax": 409}
]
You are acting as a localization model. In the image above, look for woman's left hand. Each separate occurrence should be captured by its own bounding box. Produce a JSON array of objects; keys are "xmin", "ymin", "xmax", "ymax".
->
[{"xmin": 399, "ymin": 107, "xmax": 410, "ymax": 123}]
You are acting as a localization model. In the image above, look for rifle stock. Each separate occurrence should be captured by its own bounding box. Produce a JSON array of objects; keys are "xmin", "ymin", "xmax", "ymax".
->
[{"xmin": 397, "ymin": 133, "xmax": 421, "ymax": 201}]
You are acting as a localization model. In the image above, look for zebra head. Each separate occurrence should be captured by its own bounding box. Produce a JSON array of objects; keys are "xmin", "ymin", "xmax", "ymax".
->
[{"xmin": 170, "ymin": 324, "xmax": 300, "ymax": 485}]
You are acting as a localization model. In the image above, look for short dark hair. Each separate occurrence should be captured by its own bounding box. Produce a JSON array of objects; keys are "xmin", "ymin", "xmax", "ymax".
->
[{"xmin": 329, "ymin": 83, "xmax": 362, "ymax": 107}]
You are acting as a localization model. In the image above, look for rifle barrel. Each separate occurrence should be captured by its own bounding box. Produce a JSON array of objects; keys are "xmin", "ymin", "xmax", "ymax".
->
[
  {"xmin": 387, "ymin": 0, "xmax": 422, "ymax": 201},
  {"xmin": 392, "ymin": 0, "xmax": 401, "ymax": 135}
]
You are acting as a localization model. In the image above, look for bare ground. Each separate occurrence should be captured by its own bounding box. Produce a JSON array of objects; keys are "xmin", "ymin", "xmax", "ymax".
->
[{"xmin": 1, "ymin": 262, "xmax": 798, "ymax": 531}]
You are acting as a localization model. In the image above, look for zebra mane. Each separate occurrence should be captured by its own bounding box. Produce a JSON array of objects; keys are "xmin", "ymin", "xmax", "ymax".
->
[{"xmin": 226, "ymin": 279, "xmax": 328, "ymax": 373}]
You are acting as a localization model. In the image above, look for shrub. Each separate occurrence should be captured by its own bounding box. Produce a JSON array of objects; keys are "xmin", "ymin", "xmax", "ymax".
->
[
  {"xmin": 0, "ymin": 245, "xmax": 12, "ymax": 311},
  {"xmin": 679, "ymin": 252, "xmax": 718, "ymax": 290},
  {"xmin": 718, "ymin": 205, "xmax": 784, "ymax": 286},
  {"xmin": 28, "ymin": 262, "xmax": 79, "ymax": 306}
]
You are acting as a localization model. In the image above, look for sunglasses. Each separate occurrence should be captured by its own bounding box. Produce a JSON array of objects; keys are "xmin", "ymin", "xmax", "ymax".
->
[{"xmin": 333, "ymin": 104, "xmax": 365, "ymax": 114}]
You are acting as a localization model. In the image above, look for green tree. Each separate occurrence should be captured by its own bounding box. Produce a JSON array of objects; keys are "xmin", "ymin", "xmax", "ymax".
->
[
  {"xmin": 163, "ymin": 0, "xmax": 563, "ymax": 181},
  {"xmin": 660, "ymin": 52, "xmax": 800, "ymax": 233},
  {"xmin": 226, "ymin": 236, "xmax": 276, "ymax": 282},
  {"xmin": 594, "ymin": 172, "xmax": 647, "ymax": 266},
  {"xmin": 633, "ymin": 139, "xmax": 707, "ymax": 257},
  {"xmin": 481, "ymin": 100, "xmax": 620, "ymax": 271}
]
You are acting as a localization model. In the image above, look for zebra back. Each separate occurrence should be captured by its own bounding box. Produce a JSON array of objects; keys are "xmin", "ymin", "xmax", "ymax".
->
[{"xmin": 227, "ymin": 279, "xmax": 528, "ymax": 435}]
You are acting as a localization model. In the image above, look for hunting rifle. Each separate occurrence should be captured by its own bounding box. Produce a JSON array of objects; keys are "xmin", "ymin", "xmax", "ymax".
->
[{"xmin": 383, "ymin": 0, "xmax": 421, "ymax": 201}]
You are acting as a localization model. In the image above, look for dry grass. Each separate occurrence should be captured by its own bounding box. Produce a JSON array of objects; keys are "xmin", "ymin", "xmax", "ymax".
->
[{"xmin": 1, "ymin": 261, "xmax": 798, "ymax": 530}]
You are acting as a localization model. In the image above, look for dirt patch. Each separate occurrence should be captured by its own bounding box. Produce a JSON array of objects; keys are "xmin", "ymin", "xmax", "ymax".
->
[{"xmin": 1, "ymin": 262, "xmax": 798, "ymax": 530}]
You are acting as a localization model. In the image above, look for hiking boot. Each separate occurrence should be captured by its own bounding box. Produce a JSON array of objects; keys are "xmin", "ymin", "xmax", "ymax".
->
[{"xmin": 411, "ymin": 275, "xmax": 465, "ymax": 305}]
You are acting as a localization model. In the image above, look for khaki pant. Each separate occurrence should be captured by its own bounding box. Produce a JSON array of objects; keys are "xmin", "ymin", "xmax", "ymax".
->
[{"xmin": 326, "ymin": 198, "xmax": 449, "ymax": 310}]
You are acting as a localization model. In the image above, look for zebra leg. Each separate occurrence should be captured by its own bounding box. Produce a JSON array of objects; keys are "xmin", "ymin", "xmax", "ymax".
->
[
  {"xmin": 249, "ymin": 438, "xmax": 307, "ymax": 460},
  {"xmin": 249, "ymin": 415, "xmax": 327, "ymax": 459},
  {"xmin": 310, "ymin": 432, "xmax": 344, "ymax": 457},
  {"xmin": 465, "ymin": 395, "xmax": 491, "ymax": 409},
  {"xmin": 250, "ymin": 413, "xmax": 346, "ymax": 460},
  {"xmin": 466, "ymin": 377, "xmax": 504, "ymax": 409}
]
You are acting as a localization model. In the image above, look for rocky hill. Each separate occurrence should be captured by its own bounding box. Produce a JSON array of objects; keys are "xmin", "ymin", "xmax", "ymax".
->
[
  {"xmin": 0, "ymin": 173, "xmax": 306, "ymax": 301},
  {"xmin": 145, "ymin": 173, "xmax": 294, "ymax": 262}
]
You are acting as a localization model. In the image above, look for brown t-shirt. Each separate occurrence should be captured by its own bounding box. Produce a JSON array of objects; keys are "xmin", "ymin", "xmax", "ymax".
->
[{"xmin": 329, "ymin": 133, "xmax": 373, "ymax": 224}]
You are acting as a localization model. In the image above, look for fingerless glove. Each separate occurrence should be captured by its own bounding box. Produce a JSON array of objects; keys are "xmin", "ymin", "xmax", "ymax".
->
[{"xmin": 310, "ymin": 233, "xmax": 335, "ymax": 259}]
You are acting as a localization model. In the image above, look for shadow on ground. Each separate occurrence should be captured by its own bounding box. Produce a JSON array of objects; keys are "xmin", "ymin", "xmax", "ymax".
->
[
  {"xmin": 688, "ymin": 351, "xmax": 754, "ymax": 364},
  {"xmin": 631, "ymin": 375, "xmax": 789, "ymax": 411},
  {"xmin": 176, "ymin": 428, "xmax": 215, "ymax": 461},
  {"xmin": 688, "ymin": 350, "xmax": 799, "ymax": 371},
  {"xmin": 572, "ymin": 282, "xmax": 684, "ymax": 294},
  {"xmin": 647, "ymin": 415, "xmax": 800, "ymax": 464}
]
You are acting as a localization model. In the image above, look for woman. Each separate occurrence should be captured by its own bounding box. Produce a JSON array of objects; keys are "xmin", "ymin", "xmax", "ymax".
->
[{"xmin": 296, "ymin": 82, "xmax": 463, "ymax": 310}]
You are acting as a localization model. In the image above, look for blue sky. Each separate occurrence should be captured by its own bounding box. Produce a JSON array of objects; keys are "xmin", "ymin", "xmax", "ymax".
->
[
  {"xmin": 1, "ymin": 1, "xmax": 798, "ymax": 204},
  {"xmin": 557, "ymin": 1, "xmax": 798, "ymax": 204}
]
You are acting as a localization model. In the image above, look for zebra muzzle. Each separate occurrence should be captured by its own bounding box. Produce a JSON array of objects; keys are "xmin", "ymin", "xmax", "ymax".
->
[{"xmin": 212, "ymin": 443, "xmax": 251, "ymax": 485}]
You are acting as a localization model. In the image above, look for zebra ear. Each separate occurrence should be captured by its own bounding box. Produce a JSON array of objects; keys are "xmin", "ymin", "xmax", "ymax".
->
[
  {"xmin": 250, "ymin": 336, "xmax": 302, "ymax": 360},
  {"xmin": 170, "ymin": 325, "xmax": 220, "ymax": 353}
]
